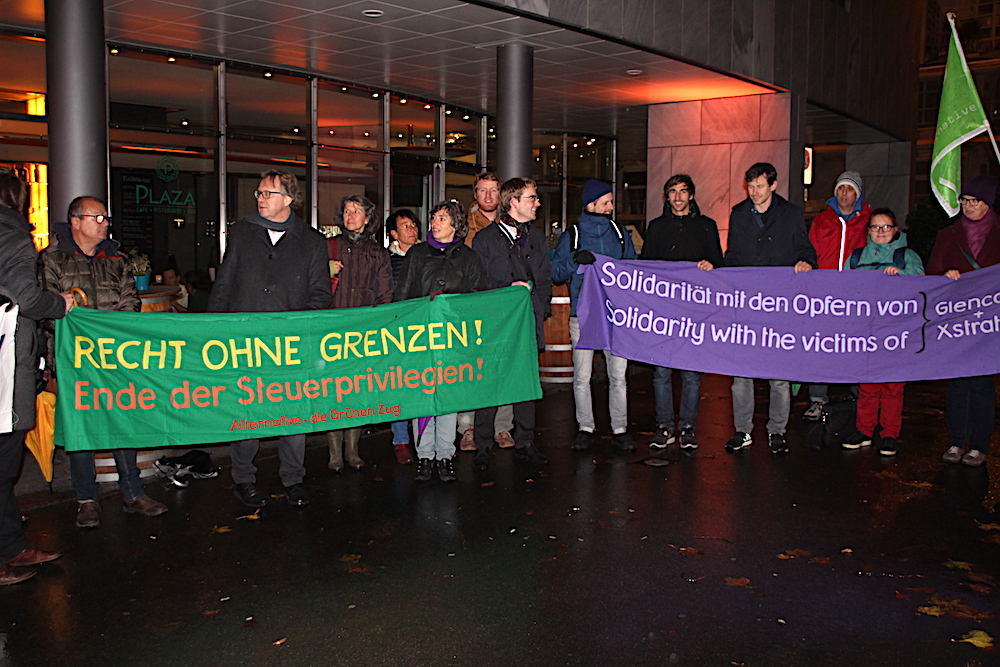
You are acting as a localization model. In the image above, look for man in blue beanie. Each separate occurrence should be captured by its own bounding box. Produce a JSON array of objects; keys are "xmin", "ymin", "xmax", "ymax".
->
[{"xmin": 552, "ymin": 179, "xmax": 638, "ymax": 451}]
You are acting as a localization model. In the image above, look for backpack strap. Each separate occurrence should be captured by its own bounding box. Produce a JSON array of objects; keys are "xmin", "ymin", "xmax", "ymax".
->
[
  {"xmin": 892, "ymin": 247, "xmax": 907, "ymax": 270},
  {"xmin": 848, "ymin": 247, "xmax": 863, "ymax": 270}
]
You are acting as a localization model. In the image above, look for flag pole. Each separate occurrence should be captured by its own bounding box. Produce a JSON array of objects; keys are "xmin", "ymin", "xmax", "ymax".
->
[{"xmin": 948, "ymin": 12, "xmax": 1000, "ymax": 166}]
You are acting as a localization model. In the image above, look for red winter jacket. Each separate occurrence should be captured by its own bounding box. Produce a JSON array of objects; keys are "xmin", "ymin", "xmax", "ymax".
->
[{"xmin": 808, "ymin": 199, "xmax": 872, "ymax": 270}]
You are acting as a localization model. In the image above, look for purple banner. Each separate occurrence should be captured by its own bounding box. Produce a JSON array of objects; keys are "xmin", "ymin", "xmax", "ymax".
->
[{"xmin": 576, "ymin": 256, "xmax": 1000, "ymax": 383}]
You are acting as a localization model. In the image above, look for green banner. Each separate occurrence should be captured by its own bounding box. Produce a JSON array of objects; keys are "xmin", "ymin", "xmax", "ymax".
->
[
  {"xmin": 54, "ymin": 287, "xmax": 541, "ymax": 451},
  {"xmin": 931, "ymin": 13, "xmax": 991, "ymax": 217}
]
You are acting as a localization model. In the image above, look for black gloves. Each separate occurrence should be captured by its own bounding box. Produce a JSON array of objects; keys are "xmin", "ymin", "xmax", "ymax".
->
[{"xmin": 574, "ymin": 249, "xmax": 596, "ymax": 265}]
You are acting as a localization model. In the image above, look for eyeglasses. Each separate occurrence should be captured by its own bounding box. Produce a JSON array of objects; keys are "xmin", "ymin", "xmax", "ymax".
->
[
  {"xmin": 868, "ymin": 224, "xmax": 896, "ymax": 231},
  {"xmin": 516, "ymin": 195, "xmax": 541, "ymax": 202},
  {"xmin": 959, "ymin": 196, "xmax": 982, "ymax": 206},
  {"xmin": 254, "ymin": 189, "xmax": 287, "ymax": 199},
  {"xmin": 75, "ymin": 214, "xmax": 111, "ymax": 224}
]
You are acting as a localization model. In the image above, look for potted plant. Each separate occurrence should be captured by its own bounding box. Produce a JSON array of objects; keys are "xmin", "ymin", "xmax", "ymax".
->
[{"xmin": 129, "ymin": 249, "xmax": 152, "ymax": 291}]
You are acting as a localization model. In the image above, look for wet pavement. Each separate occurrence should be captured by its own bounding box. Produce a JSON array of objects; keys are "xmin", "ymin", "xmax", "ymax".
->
[{"xmin": 2, "ymin": 369, "xmax": 998, "ymax": 666}]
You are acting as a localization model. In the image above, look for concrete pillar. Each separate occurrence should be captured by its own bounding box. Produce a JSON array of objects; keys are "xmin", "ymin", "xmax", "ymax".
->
[
  {"xmin": 45, "ymin": 0, "xmax": 108, "ymax": 220},
  {"xmin": 496, "ymin": 44, "xmax": 533, "ymax": 182}
]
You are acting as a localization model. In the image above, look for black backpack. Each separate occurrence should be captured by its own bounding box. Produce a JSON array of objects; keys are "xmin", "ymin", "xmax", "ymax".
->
[{"xmin": 848, "ymin": 246, "xmax": 907, "ymax": 271}]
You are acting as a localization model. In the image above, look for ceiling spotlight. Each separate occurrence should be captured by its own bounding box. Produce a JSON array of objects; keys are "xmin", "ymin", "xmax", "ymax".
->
[
  {"xmin": 444, "ymin": 109, "xmax": 452, "ymax": 115},
  {"xmin": 424, "ymin": 104, "xmax": 432, "ymax": 110},
  {"xmin": 462, "ymin": 114, "xmax": 470, "ymax": 120},
  {"xmin": 399, "ymin": 99, "xmax": 407, "ymax": 104},
  {"xmin": 372, "ymin": 93, "xmax": 379, "ymax": 98},
  {"xmin": 329, "ymin": 130, "xmax": 336, "ymax": 135},
  {"xmin": 397, "ymin": 133, "xmax": 404, "ymax": 138},
  {"xmin": 264, "ymin": 72, "xmax": 274, "ymax": 78},
  {"xmin": 362, "ymin": 9, "xmax": 384, "ymax": 18},
  {"xmin": 626, "ymin": 69, "xmax": 643, "ymax": 76},
  {"xmin": 364, "ymin": 132, "xmax": 370, "ymax": 137},
  {"xmin": 167, "ymin": 56, "xmax": 176, "ymax": 62},
  {"xmin": 109, "ymin": 47, "xmax": 119, "ymax": 55},
  {"xmin": 341, "ymin": 86, "xmax": 348, "ymax": 91},
  {"xmin": 549, "ymin": 145, "xmax": 556, "ymax": 150},
  {"xmin": 180, "ymin": 119, "xmax": 189, "ymax": 126},
  {"xmin": 292, "ymin": 126, "xmax": 300, "ymax": 133}
]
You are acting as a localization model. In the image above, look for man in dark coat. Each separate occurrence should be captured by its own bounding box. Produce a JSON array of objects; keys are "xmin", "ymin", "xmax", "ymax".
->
[
  {"xmin": 927, "ymin": 175, "xmax": 1000, "ymax": 467},
  {"xmin": 0, "ymin": 168, "xmax": 71, "ymax": 583},
  {"xmin": 471, "ymin": 177, "xmax": 552, "ymax": 470},
  {"xmin": 724, "ymin": 162, "xmax": 816, "ymax": 456},
  {"xmin": 640, "ymin": 174, "xmax": 723, "ymax": 452},
  {"xmin": 208, "ymin": 170, "xmax": 331, "ymax": 508}
]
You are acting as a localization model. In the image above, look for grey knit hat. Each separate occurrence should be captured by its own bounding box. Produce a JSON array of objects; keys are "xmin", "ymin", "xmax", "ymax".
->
[{"xmin": 835, "ymin": 170, "xmax": 863, "ymax": 200}]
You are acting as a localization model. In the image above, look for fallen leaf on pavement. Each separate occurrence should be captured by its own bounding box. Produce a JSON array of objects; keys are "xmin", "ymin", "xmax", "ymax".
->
[
  {"xmin": 943, "ymin": 560, "xmax": 973, "ymax": 571},
  {"xmin": 895, "ymin": 591, "xmax": 910, "ymax": 600},
  {"xmin": 202, "ymin": 609, "xmax": 220, "ymax": 615},
  {"xmin": 339, "ymin": 554, "xmax": 362, "ymax": 562},
  {"xmin": 809, "ymin": 557, "xmax": 831, "ymax": 565},
  {"xmin": 236, "ymin": 509, "xmax": 261, "ymax": 521},
  {"xmin": 967, "ymin": 572, "xmax": 995, "ymax": 584},
  {"xmin": 977, "ymin": 522, "xmax": 1000, "ymax": 531},
  {"xmin": 347, "ymin": 565, "xmax": 371, "ymax": 574},
  {"xmin": 211, "ymin": 525, "xmax": 232, "ymax": 534},
  {"xmin": 954, "ymin": 630, "xmax": 994, "ymax": 649},
  {"xmin": 917, "ymin": 605, "xmax": 947, "ymax": 616},
  {"xmin": 984, "ymin": 534, "xmax": 1000, "ymax": 545},
  {"xmin": 925, "ymin": 594, "xmax": 994, "ymax": 621},
  {"xmin": 725, "ymin": 577, "xmax": 751, "ymax": 587},
  {"xmin": 272, "ymin": 638, "xmax": 287, "ymax": 646},
  {"xmin": 154, "ymin": 622, "xmax": 180, "ymax": 632},
  {"xmin": 962, "ymin": 583, "xmax": 992, "ymax": 595},
  {"xmin": 841, "ymin": 548, "xmax": 853, "ymax": 554}
]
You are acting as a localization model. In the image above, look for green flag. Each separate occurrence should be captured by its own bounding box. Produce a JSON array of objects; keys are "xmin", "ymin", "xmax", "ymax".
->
[{"xmin": 931, "ymin": 13, "xmax": 991, "ymax": 217}]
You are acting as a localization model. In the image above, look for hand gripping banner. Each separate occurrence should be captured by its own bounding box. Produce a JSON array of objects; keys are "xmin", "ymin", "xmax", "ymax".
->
[
  {"xmin": 55, "ymin": 287, "xmax": 541, "ymax": 451},
  {"xmin": 576, "ymin": 256, "xmax": 1000, "ymax": 384}
]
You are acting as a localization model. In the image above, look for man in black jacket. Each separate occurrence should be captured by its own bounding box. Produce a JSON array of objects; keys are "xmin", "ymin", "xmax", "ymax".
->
[
  {"xmin": 208, "ymin": 170, "xmax": 331, "ymax": 508},
  {"xmin": 471, "ymin": 177, "xmax": 552, "ymax": 470},
  {"xmin": 724, "ymin": 163, "xmax": 816, "ymax": 456},
  {"xmin": 640, "ymin": 174, "xmax": 723, "ymax": 452}
]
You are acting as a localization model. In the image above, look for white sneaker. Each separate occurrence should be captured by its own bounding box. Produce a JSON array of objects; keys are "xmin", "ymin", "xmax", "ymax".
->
[
  {"xmin": 942, "ymin": 446, "xmax": 963, "ymax": 464},
  {"xmin": 803, "ymin": 400, "xmax": 824, "ymax": 421}
]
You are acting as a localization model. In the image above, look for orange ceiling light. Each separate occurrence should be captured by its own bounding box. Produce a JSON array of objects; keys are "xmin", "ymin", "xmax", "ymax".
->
[{"xmin": 605, "ymin": 76, "xmax": 773, "ymax": 104}]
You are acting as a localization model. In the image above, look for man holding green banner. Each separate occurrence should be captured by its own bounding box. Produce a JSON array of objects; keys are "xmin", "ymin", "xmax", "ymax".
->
[
  {"xmin": 931, "ymin": 12, "xmax": 998, "ymax": 217},
  {"xmin": 207, "ymin": 170, "xmax": 331, "ymax": 509}
]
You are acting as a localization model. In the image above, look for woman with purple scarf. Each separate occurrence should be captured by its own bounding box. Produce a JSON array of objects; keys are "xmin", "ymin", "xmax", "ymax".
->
[
  {"xmin": 927, "ymin": 175, "xmax": 1000, "ymax": 467},
  {"xmin": 394, "ymin": 201, "xmax": 485, "ymax": 482}
]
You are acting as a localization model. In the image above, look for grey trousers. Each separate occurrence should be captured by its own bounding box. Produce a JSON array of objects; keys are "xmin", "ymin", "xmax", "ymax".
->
[
  {"xmin": 732, "ymin": 377, "xmax": 790, "ymax": 435},
  {"xmin": 231, "ymin": 434, "xmax": 306, "ymax": 487}
]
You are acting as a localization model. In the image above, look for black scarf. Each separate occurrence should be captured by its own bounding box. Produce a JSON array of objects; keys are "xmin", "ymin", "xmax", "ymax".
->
[{"xmin": 247, "ymin": 211, "xmax": 294, "ymax": 231}]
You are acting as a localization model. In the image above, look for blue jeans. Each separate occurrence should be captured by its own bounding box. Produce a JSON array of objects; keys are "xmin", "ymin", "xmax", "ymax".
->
[
  {"xmin": 70, "ymin": 449, "xmax": 144, "ymax": 504},
  {"xmin": 653, "ymin": 367, "xmax": 700, "ymax": 431},
  {"xmin": 809, "ymin": 384, "xmax": 828, "ymax": 403},
  {"xmin": 391, "ymin": 421, "xmax": 410, "ymax": 445}
]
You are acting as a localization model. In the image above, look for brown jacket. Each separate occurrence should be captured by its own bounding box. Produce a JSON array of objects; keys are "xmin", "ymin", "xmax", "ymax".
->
[
  {"xmin": 328, "ymin": 233, "xmax": 393, "ymax": 308},
  {"xmin": 464, "ymin": 207, "xmax": 495, "ymax": 248}
]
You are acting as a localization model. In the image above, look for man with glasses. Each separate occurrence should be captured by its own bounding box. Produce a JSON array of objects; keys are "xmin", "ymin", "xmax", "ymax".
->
[
  {"xmin": 552, "ymin": 179, "xmax": 638, "ymax": 452},
  {"xmin": 209, "ymin": 170, "xmax": 331, "ymax": 507},
  {"xmin": 471, "ymin": 177, "xmax": 552, "ymax": 470},
  {"xmin": 927, "ymin": 175, "xmax": 1000, "ymax": 467},
  {"xmin": 42, "ymin": 196, "xmax": 168, "ymax": 528}
]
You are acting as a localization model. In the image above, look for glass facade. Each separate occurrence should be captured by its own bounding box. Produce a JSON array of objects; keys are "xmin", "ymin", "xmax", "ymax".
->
[{"xmin": 0, "ymin": 33, "xmax": 615, "ymax": 273}]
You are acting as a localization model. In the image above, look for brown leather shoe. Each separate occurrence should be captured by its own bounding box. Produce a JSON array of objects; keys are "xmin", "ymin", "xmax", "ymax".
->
[
  {"xmin": 494, "ymin": 431, "xmax": 515, "ymax": 449},
  {"xmin": 76, "ymin": 501, "xmax": 100, "ymax": 529},
  {"xmin": 123, "ymin": 495, "xmax": 168, "ymax": 517},
  {"xmin": 5, "ymin": 545, "xmax": 61, "ymax": 567},
  {"xmin": 0, "ymin": 563, "xmax": 36, "ymax": 585},
  {"xmin": 459, "ymin": 429, "xmax": 476, "ymax": 451}
]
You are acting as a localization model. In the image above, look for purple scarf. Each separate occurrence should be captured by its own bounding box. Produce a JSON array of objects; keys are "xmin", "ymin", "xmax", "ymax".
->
[
  {"xmin": 426, "ymin": 234, "xmax": 461, "ymax": 250},
  {"xmin": 961, "ymin": 208, "xmax": 996, "ymax": 259}
]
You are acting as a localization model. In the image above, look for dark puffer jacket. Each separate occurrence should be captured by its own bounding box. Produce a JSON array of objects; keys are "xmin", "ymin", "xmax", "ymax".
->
[
  {"xmin": 394, "ymin": 240, "xmax": 485, "ymax": 301},
  {"xmin": 41, "ymin": 223, "xmax": 140, "ymax": 312},
  {"xmin": 329, "ymin": 232, "xmax": 393, "ymax": 309},
  {"xmin": 0, "ymin": 206, "xmax": 66, "ymax": 430}
]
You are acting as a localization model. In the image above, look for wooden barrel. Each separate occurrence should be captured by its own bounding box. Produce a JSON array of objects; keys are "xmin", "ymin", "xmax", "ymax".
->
[
  {"xmin": 539, "ymin": 283, "xmax": 573, "ymax": 383},
  {"xmin": 94, "ymin": 450, "xmax": 163, "ymax": 483}
]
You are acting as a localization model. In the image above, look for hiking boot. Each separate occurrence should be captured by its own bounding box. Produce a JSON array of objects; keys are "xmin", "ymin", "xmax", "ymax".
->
[
  {"xmin": 679, "ymin": 426, "xmax": 698, "ymax": 451},
  {"xmin": 942, "ymin": 446, "xmax": 964, "ymax": 464},
  {"xmin": 768, "ymin": 433, "xmax": 790, "ymax": 455},
  {"xmin": 803, "ymin": 400, "xmax": 824, "ymax": 421},
  {"xmin": 878, "ymin": 437, "xmax": 898, "ymax": 457},
  {"xmin": 725, "ymin": 432, "xmax": 752, "ymax": 453},
  {"xmin": 842, "ymin": 431, "xmax": 872, "ymax": 450},
  {"xmin": 494, "ymin": 431, "xmax": 515, "ymax": 449},
  {"xmin": 284, "ymin": 483, "xmax": 309, "ymax": 506},
  {"xmin": 459, "ymin": 429, "xmax": 476, "ymax": 451},
  {"xmin": 124, "ymin": 495, "xmax": 168, "ymax": 517},
  {"xmin": 415, "ymin": 458, "xmax": 434, "ymax": 482},
  {"xmin": 571, "ymin": 430, "xmax": 594, "ymax": 451},
  {"xmin": 514, "ymin": 445, "xmax": 549, "ymax": 469},
  {"xmin": 437, "ymin": 458, "xmax": 457, "ymax": 482},
  {"xmin": 649, "ymin": 428, "xmax": 675, "ymax": 450},
  {"xmin": 962, "ymin": 449, "xmax": 987, "ymax": 467},
  {"xmin": 76, "ymin": 501, "xmax": 100, "ymax": 529},
  {"xmin": 234, "ymin": 482, "xmax": 267, "ymax": 508},
  {"xmin": 612, "ymin": 432, "xmax": 636, "ymax": 451}
]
